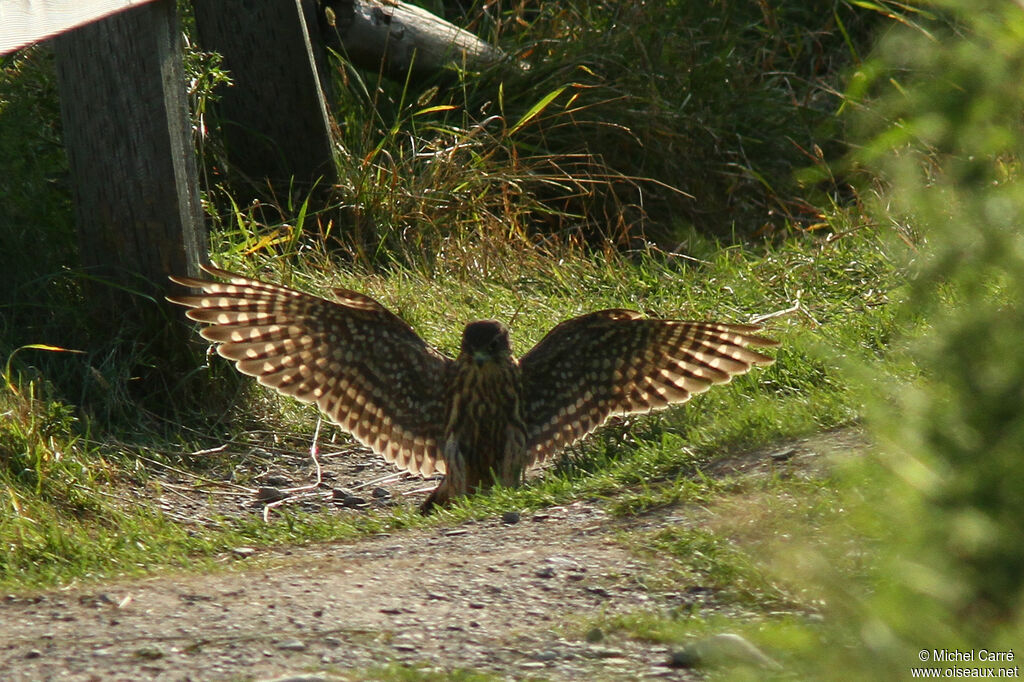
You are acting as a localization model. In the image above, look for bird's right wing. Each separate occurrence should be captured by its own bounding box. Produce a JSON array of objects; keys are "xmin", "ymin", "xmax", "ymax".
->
[
  {"xmin": 168, "ymin": 265, "xmax": 453, "ymax": 477},
  {"xmin": 519, "ymin": 309, "xmax": 778, "ymax": 465}
]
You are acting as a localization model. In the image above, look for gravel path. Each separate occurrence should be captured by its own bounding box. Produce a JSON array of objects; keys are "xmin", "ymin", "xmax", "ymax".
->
[{"xmin": 0, "ymin": 429, "xmax": 863, "ymax": 681}]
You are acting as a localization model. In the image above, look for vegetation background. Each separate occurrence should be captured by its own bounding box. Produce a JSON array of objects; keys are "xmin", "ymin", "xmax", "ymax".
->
[{"xmin": 1, "ymin": 0, "xmax": 1022, "ymax": 677}]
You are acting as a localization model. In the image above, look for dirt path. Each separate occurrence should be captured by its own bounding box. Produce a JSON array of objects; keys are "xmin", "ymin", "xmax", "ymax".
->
[{"xmin": 0, "ymin": 429, "xmax": 863, "ymax": 681}]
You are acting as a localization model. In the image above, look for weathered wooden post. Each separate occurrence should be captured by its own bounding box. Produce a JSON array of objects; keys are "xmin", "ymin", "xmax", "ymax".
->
[
  {"xmin": 52, "ymin": 0, "xmax": 207, "ymax": 310},
  {"xmin": 191, "ymin": 0, "xmax": 338, "ymax": 198},
  {"xmin": 49, "ymin": 0, "xmax": 208, "ymax": 402}
]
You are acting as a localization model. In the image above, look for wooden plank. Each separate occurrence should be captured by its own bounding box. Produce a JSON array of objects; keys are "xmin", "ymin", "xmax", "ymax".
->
[
  {"xmin": 192, "ymin": 0, "xmax": 337, "ymax": 195},
  {"xmin": 0, "ymin": 0, "xmax": 159, "ymax": 55},
  {"xmin": 53, "ymin": 0, "xmax": 207, "ymax": 319}
]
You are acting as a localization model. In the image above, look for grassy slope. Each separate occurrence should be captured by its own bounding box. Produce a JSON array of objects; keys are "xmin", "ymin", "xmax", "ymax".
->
[
  {"xmin": 1, "ymin": 0, "xmax": 900, "ymax": 593},
  {"xmin": 0, "ymin": 222, "xmax": 907, "ymax": 590}
]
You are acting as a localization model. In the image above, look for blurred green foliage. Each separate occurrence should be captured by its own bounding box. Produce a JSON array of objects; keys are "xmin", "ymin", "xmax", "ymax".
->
[{"xmin": 841, "ymin": 0, "xmax": 1024, "ymax": 663}]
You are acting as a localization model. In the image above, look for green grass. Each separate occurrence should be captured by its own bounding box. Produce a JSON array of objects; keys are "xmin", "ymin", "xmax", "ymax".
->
[{"xmin": 0, "ymin": 214, "xmax": 909, "ymax": 590}]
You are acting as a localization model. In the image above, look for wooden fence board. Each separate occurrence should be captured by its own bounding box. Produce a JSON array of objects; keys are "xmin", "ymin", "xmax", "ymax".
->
[
  {"xmin": 53, "ymin": 0, "xmax": 206, "ymax": 315},
  {"xmin": 192, "ymin": 0, "xmax": 337, "ymax": 196}
]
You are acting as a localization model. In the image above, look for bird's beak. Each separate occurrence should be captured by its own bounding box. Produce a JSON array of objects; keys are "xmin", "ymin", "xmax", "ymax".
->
[{"xmin": 473, "ymin": 350, "xmax": 490, "ymax": 366}]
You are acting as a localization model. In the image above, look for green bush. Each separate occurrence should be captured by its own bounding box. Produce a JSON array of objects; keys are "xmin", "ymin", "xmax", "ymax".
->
[{"xmin": 845, "ymin": 0, "xmax": 1024, "ymax": 660}]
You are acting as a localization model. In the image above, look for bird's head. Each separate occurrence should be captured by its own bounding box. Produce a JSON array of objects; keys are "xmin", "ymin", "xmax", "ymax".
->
[{"xmin": 460, "ymin": 320, "xmax": 511, "ymax": 366}]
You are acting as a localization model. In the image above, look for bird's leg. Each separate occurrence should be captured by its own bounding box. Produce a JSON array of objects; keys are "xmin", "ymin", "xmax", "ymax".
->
[{"xmin": 419, "ymin": 478, "xmax": 451, "ymax": 515}]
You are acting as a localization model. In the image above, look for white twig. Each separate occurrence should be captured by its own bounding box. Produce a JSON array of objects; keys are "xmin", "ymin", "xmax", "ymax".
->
[
  {"xmin": 263, "ymin": 418, "xmax": 326, "ymax": 522},
  {"xmin": 283, "ymin": 417, "xmax": 323, "ymax": 494},
  {"xmin": 750, "ymin": 300, "xmax": 800, "ymax": 324}
]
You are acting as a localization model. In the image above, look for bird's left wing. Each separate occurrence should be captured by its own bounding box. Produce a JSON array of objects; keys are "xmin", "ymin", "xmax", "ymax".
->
[
  {"xmin": 518, "ymin": 309, "xmax": 778, "ymax": 465},
  {"xmin": 168, "ymin": 265, "xmax": 453, "ymax": 477}
]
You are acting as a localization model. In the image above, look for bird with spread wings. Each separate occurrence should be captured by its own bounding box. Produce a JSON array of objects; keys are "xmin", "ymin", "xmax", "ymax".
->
[{"xmin": 169, "ymin": 265, "xmax": 778, "ymax": 513}]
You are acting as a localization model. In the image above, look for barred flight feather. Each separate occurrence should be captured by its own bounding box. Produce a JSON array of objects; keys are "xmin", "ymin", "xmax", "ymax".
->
[
  {"xmin": 519, "ymin": 310, "xmax": 779, "ymax": 464},
  {"xmin": 168, "ymin": 265, "xmax": 451, "ymax": 478}
]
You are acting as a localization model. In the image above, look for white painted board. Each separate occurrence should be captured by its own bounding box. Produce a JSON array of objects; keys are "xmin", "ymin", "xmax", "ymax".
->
[{"xmin": 1, "ymin": 0, "xmax": 158, "ymax": 54}]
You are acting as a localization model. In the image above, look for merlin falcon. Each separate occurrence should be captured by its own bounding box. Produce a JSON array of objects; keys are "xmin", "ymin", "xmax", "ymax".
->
[{"xmin": 169, "ymin": 265, "xmax": 778, "ymax": 512}]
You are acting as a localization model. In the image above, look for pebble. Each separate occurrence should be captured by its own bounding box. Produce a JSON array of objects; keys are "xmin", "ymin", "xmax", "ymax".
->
[
  {"xmin": 255, "ymin": 486, "xmax": 288, "ymax": 503},
  {"xmin": 586, "ymin": 645, "xmax": 626, "ymax": 659},
  {"xmin": 531, "ymin": 650, "xmax": 559, "ymax": 661},
  {"xmin": 275, "ymin": 639, "xmax": 307, "ymax": 652},
  {"xmin": 770, "ymin": 447, "xmax": 797, "ymax": 462},
  {"xmin": 371, "ymin": 487, "xmax": 391, "ymax": 499},
  {"xmin": 501, "ymin": 511, "xmax": 521, "ymax": 524},
  {"xmin": 668, "ymin": 633, "xmax": 780, "ymax": 669},
  {"xmin": 332, "ymin": 489, "xmax": 368, "ymax": 508}
]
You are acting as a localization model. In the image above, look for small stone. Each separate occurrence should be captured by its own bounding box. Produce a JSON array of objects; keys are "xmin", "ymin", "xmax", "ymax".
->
[
  {"xmin": 332, "ymin": 490, "xmax": 368, "ymax": 508},
  {"xmin": 531, "ymin": 650, "xmax": 559, "ymax": 661},
  {"xmin": 501, "ymin": 511, "xmax": 521, "ymax": 524},
  {"xmin": 534, "ymin": 567, "xmax": 556, "ymax": 579},
  {"xmin": 24, "ymin": 649, "xmax": 42, "ymax": 659},
  {"xmin": 263, "ymin": 474, "xmax": 293, "ymax": 487},
  {"xmin": 668, "ymin": 649, "xmax": 698, "ymax": 668},
  {"xmin": 371, "ymin": 487, "xmax": 391, "ymax": 499},
  {"xmin": 770, "ymin": 447, "xmax": 797, "ymax": 462},
  {"xmin": 133, "ymin": 646, "xmax": 165, "ymax": 660},
  {"xmin": 323, "ymin": 637, "xmax": 342, "ymax": 648},
  {"xmin": 520, "ymin": 661, "xmax": 547, "ymax": 669},
  {"xmin": 585, "ymin": 627, "xmax": 604, "ymax": 643},
  {"xmin": 669, "ymin": 633, "xmax": 780, "ymax": 670},
  {"xmin": 275, "ymin": 639, "xmax": 307, "ymax": 652},
  {"xmin": 255, "ymin": 486, "xmax": 288, "ymax": 503},
  {"xmin": 231, "ymin": 547, "xmax": 257, "ymax": 558},
  {"xmin": 585, "ymin": 586, "xmax": 611, "ymax": 598}
]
